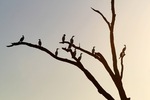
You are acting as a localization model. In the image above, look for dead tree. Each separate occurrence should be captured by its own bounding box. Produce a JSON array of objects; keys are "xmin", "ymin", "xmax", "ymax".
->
[{"xmin": 7, "ymin": 0, "xmax": 130, "ymax": 100}]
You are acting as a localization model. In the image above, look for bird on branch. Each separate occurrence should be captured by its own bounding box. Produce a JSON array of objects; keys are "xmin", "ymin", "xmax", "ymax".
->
[
  {"xmin": 78, "ymin": 53, "xmax": 82, "ymax": 61},
  {"xmin": 122, "ymin": 45, "xmax": 126, "ymax": 53},
  {"xmin": 119, "ymin": 45, "xmax": 126, "ymax": 59},
  {"xmin": 62, "ymin": 34, "xmax": 66, "ymax": 43},
  {"xmin": 67, "ymin": 36, "xmax": 74, "ymax": 49},
  {"xmin": 70, "ymin": 36, "xmax": 74, "ymax": 44},
  {"xmin": 92, "ymin": 46, "xmax": 95, "ymax": 54},
  {"xmin": 55, "ymin": 48, "xmax": 59, "ymax": 56},
  {"xmin": 19, "ymin": 35, "xmax": 24, "ymax": 42},
  {"xmin": 38, "ymin": 39, "xmax": 42, "ymax": 46}
]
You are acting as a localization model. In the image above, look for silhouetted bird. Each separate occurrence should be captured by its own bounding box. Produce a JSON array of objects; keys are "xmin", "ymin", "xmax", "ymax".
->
[
  {"xmin": 78, "ymin": 53, "xmax": 82, "ymax": 61},
  {"xmin": 122, "ymin": 45, "xmax": 126, "ymax": 52},
  {"xmin": 55, "ymin": 48, "xmax": 59, "ymax": 56},
  {"xmin": 62, "ymin": 34, "xmax": 66, "ymax": 43},
  {"xmin": 119, "ymin": 45, "xmax": 126, "ymax": 59},
  {"xmin": 19, "ymin": 35, "xmax": 24, "ymax": 42},
  {"xmin": 92, "ymin": 46, "xmax": 95, "ymax": 54},
  {"xmin": 70, "ymin": 36, "xmax": 74, "ymax": 44},
  {"xmin": 38, "ymin": 39, "xmax": 42, "ymax": 46},
  {"xmin": 72, "ymin": 48, "xmax": 76, "ymax": 58}
]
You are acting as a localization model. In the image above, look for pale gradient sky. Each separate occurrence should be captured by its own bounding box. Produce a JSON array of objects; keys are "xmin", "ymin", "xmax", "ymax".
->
[{"xmin": 0, "ymin": 0, "xmax": 150, "ymax": 100}]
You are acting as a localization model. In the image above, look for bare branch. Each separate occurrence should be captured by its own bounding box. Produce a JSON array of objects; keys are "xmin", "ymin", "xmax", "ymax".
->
[
  {"xmin": 7, "ymin": 42, "xmax": 78, "ymax": 66},
  {"xmin": 60, "ymin": 41, "xmax": 115, "ymax": 80},
  {"xmin": 120, "ymin": 56, "xmax": 125, "ymax": 80},
  {"xmin": 111, "ymin": 0, "xmax": 116, "ymax": 28},
  {"xmin": 91, "ymin": 7, "xmax": 111, "ymax": 29},
  {"xmin": 7, "ymin": 41, "xmax": 114, "ymax": 100},
  {"xmin": 76, "ymin": 61, "xmax": 114, "ymax": 100},
  {"xmin": 109, "ymin": 0, "xmax": 119, "ymax": 77}
]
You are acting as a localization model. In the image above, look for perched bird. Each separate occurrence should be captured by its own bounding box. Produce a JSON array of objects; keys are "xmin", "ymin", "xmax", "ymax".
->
[
  {"xmin": 119, "ymin": 45, "xmax": 126, "ymax": 59},
  {"xmin": 78, "ymin": 53, "xmax": 82, "ymax": 61},
  {"xmin": 19, "ymin": 35, "xmax": 24, "ymax": 42},
  {"xmin": 38, "ymin": 39, "xmax": 42, "ymax": 46},
  {"xmin": 62, "ymin": 34, "xmax": 66, "ymax": 43},
  {"xmin": 92, "ymin": 46, "xmax": 95, "ymax": 54},
  {"xmin": 70, "ymin": 36, "xmax": 74, "ymax": 44},
  {"xmin": 55, "ymin": 48, "xmax": 59, "ymax": 56},
  {"xmin": 72, "ymin": 48, "xmax": 76, "ymax": 58},
  {"xmin": 122, "ymin": 45, "xmax": 126, "ymax": 53}
]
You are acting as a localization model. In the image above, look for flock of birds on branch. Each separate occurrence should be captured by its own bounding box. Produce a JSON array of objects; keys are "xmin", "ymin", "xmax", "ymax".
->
[{"xmin": 18, "ymin": 34, "xmax": 126, "ymax": 61}]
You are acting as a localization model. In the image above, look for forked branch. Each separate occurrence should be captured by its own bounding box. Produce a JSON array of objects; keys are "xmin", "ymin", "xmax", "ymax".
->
[
  {"xmin": 60, "ymin": 41, "xmax": 115, "ymax": 80},
  {"xmin": 7, "ymin": 41, "xmax": 114, "ymax": 100},
  {"xmin": 91, "ymin": 7, "xmax": 111, "ymax": 29}
]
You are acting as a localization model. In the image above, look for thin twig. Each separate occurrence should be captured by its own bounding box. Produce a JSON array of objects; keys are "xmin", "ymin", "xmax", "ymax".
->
[{"xmin": 91, "ymin": 7, "xmax": 111, "ymax": 29}]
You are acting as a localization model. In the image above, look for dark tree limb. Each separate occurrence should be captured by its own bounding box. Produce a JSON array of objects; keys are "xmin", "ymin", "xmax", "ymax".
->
[
  {"xmin": 120, "ymin": 57, "xmax": 124, "ymax": 80},
  {"xmin": 91, "ymin": 0, "xmax": 129, "ymax": 99},
  {"xmin": 91, "ymin": 7, "xmax": 111, "ymax": 29},
  {"xmin": 76, "ymin": 61, "xmax": 114, "ymax": 100},
  {"xmin": 109, "ymin": 0, "xmax": 129, "ymax": 100},
  {"xmin": 60, "ymin": 41, "xmax": 115, "ymax": 80},
  {"xmin": 109, "ymin": 0, "xmax": 120, "ymax": 77},
  {"xmin": 7, "ymin": 41, "xmax": 114, "ymax": 100},
  {"xmin": 120, "ymin": 53, "xmax": 125, "ymax": 80},
  {"xmin": 60, "ymin": 41, "xmax": 130, "ymax": 100},
  {"xmin": 7, "ymin": 42, "xmax": 77, "ymax": 66},
  {"xmin": 7, "ymin": 0, "xmax": 131, "ymax": 99}
]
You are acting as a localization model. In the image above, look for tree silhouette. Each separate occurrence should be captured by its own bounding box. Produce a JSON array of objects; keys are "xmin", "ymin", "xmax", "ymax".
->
[{"xmin": 7, "ymin": 0, "xmax": 130, "ymax": 100}]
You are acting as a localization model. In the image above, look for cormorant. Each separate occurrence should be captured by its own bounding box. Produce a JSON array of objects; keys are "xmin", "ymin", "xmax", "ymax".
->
[
  {"xmin": 78, "ymin": 53, "xmax": 82, "ymax": 61},
  {"xmin": 119, "ymin": 45, "xmax": 126, "ymax": 59},
  {"xmin": 122, "ymin": 45, "xmax": 126, "ymax": 53},
  {"xmin": 38, "ymin": 39, "xmax": 42, "ymax": 46},
  {"xmin": 19, "ymin": 35, "xmax": 24, "ymax": 42},
  {"xmin": 55, "ymin": 48, "xmax": 59, "ymax": 56},
  {"xmin": 62, "ymin": 34, "xmax": 66, "ymax": 43},
  {"xmin": 92, "ymin": 46, "xmax": 95, "ymax": 54},
  {"xmin": 70, "ymin": 36, "xmax": 74, "ymax": 44}
]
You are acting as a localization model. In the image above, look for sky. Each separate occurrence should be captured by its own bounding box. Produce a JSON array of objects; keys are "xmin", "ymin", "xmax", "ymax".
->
[{"xmin": 0, "ymin": 0, "xmax": 150, "ymax": 100}]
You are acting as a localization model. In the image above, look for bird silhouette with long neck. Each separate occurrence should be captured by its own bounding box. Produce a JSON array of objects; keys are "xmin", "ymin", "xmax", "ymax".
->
[
  {"xmin": 19, "ymin": 35, "xmax": 24, "ymax": 42},
  {"xmin": 70, "ymin": 36, "xmax": 74, "ymax": 44},
  {"xmin": 78, "ymin": 53, "xmax": 82, "ymax": 61},
  {"xmin": 122, "ymin": 45, "xmax": 126, "ymax": 53},
  {"xmin": 119, "ymin": 45, "xmax": 126, "ymax": 59},
  {"xmin": 38, "ymin": 39, "xmax": 42, "ymax": 46},
  {"xmin": 92, "ymin": 46, "xmax": 95, "ymax": 54},
  {"xmin": 68, "ymin": 36, "xmax": 74, "ymax": 49},
  {"xmin": 62, "ymin": 34, "xmax": 66, "ymax": 43},
  {"xmin": 55, "ymin": 48, "xmax": 59, "ymax": 56}
]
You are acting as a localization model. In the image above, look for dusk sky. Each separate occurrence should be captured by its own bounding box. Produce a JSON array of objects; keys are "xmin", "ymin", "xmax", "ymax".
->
[{"xmin": 0, "ymin": 0, "xmax": 150, "ymax": 100}]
